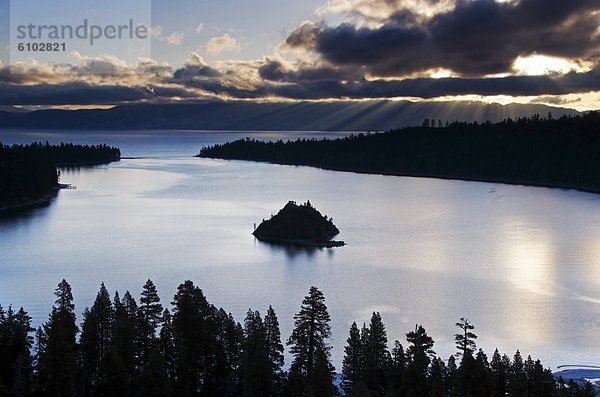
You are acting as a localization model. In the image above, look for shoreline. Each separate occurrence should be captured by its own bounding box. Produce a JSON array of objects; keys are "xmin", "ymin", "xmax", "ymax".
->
[
  {"xmin": 0, "ymin": 193, "xmax": 56, "ymax": 217},
  {"xmin": 199, "ymin": 155, "xmax": 600, "ymax": 196},
  {"xmin": 253, "ymin": 235, "xmax": 346, "ymax": 248},
  {"xmin": 57, "ymin": 159, "xmax": 120, "ymax": 167}
]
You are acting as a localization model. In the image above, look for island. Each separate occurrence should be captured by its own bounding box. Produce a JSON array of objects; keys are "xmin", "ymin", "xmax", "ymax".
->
[{"xmin": 253, "ymin": 201, "xmax": 345, "ymax": 248}]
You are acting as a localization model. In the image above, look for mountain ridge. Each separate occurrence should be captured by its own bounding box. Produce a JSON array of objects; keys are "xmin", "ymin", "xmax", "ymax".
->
[{"xmin": 0, "ymin": 100, "xmax": 580, "ymax": 131}]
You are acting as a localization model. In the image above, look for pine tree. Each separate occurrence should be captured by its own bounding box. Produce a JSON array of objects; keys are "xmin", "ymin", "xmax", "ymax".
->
[
  {"xmin": 402, "ymin": 325, "xmax": 435, "ymax": 397},
  {"xmin": 490, "ymin": 348, "xmax": 507, "ymax": 396},
  {"xmin": 241, "ymin": 309, "xmax": 272, "ymax": 396},
  {"xmin": 0, "ymin": 306, "xmax": 34, "ymax": 395},
  {"xmin": 35, "ymin": 279, "xmax": 79, "ymax": 397},
  {"xmin": 429, "ymin": 357, "xmax": 446, "ymax": 397},
  {"xmin": 264, "ymin": 306, "xmax": 284, "ymax": 388},
  {"xmin": 405, "ymin": 324, "xmax": 435, "ymax": 374},
  {"xmin": 122, "ymin": 291, "xmax": 138, "ymax": 320},
  {"xmin": 264, "ymin": 306, "xmax": 284, "ymax": 376},
  {"xmin": 509, "ymin": 350, "xmax": 526, "ymax": 397},
  {"xmin": 111, "ymin": 291, "xmax": 138, "ymax": 391},
  {"xmin": 364, "ymin": 312, "xmax": 389, "ymax": 394},
  {"xmin": 305, "ymin": 346, "xmax": 336, "ymax": 397},
  {"xmin": 215, "ymin": 308, "xmax": 244, "ymax": 396},
  {"xmin": 80, "ymin": 307, "xmax": 99, "ymax": 394},
  {"xmin": 457, "ymin": 350, "xmax": 476, "ymax": 397},
  {"xmin": 524, "ymin": 354, "xmax": 535, "ymax": 395},
  {"xmin": 138, "ymin": 279, "xmax": 163, "ymax": 365},
  {"xmin": 472, "ymin": 349, "xmax": 493, "ymax": 396},
  {"xmin": 95, "ymin": 347, "xmax": 129, "ymax": 397},
  {"xmin": 80, "ymin": 283, "xmax": 114, "ymax": 394},
  {"xmin": 171, "ymin": 280, "xmax": 219, "ymax": 396},
  {"xmin": 140, "ymin": 349, "xmax": 172, "ymax": 397},
  {"xmin": 342, "ymin": 321, "xmax": 363, "ymax": 395},
  {"xmin": 445, "ymin": 355, "xmax": 459, "ymax": 397},
  {"xmin": 454, "ymin": 318, "xmax": 477, "ymax": 358},
  {"xmin": 287, "ymin": 286, "xmax": 333, "ymax": 393},
  {"xmin": 159, "ymin": 308, "xmax": 176, "ymax": 385},
  {"xmin": 94, "ymin": 283, "xmax": 114, "ymax": 358},
  {"xmin": 388, "ymin": 340, "xmax": 405, "ymax": 390}
]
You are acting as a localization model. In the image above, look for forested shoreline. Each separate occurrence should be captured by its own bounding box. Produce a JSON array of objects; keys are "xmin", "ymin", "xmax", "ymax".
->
[
  {"xmin": 0, "ymin": 142, "xmax": 120, "ymax": 214},
  {"xmin": 0, "ymin": 280, "xmax": 595, "ymax": 397},
  {"xmin": 198, "ymin": 112, "xmax": 600, "ymax": 194}
]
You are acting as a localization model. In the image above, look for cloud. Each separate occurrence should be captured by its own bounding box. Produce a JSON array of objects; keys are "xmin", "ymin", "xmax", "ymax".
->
[
  {"xmin": 174, "ymin": 59, "xmax": 600, "ymax": 100},
  {"xmin": 205, "ymin": 34, "xmax": 242, "ymax": 55},
  {"xmin": 151, "ymin": 26, "xmax": 185, "ymax": 46},
  {"xmin": 172, "ymin": 52, "xmax": 222, "ymax": 80},
  {"xmin": 0, "ymin": 81, "xmax": 189, "ymax": 106},
  {"xmin": 5, "ymin": 47, "xmax": 600, "ymax": 106},
  {"xmin": 530, "ymin": 96, "xmax": 582, "ymax": 105},
  {"xmin": 316, "ymin": 0, "xmax": 455, "ymax": 20},
  {"xmin": 286, "ymin": 0, "xmax": 600, "ymax": 77},
  {"xmin": 195, "ymin": 23, "xmax": 205, "ymax": 34}
]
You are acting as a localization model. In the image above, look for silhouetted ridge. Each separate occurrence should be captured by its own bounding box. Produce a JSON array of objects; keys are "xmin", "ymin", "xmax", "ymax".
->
[
  {"xmin": 200, "ymin": 112, "xmax": 600, "ymax": 193},
  {"xmin": 0, "ymin": 100, "xmax": 579, "ymax": 131},
  {"xmin": 253, "ymin": 201, "xmax": 345, "ymax": 247}
]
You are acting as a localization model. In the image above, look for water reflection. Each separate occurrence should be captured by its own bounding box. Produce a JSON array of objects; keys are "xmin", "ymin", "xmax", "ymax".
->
[
  {"xmin": 499, "ymin": 218, "xmax": 556, "ymax": 295},
  {"xmin": 257, "ymin": 239, "xmax": 321, "ymax": 259},
  {"xmin": 0, "ymin": 193, "xmax": 57, "ymax": 224}
]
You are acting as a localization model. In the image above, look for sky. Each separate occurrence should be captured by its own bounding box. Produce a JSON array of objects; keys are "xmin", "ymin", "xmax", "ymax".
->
[{"xmin": 0, "ymin": 0, "xmax": 599, "ymax": 110}]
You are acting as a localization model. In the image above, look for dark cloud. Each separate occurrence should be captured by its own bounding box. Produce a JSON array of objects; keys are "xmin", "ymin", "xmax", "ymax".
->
[
  {"xmin": 175, "ymin": 66, "xmax": 600, "ymax": 100},
  {"xmin": 0, "ymin": 81, "xmax": 195, "ymax": 106},
  {"xmin": 287, "ymin": 0, "xmax": 600, "ymax": 77},
  {"xmin": 258, "ymin": 59, "xmax": 361, "ymax": 82},
  {"xmin": 172, "ymin": 63, "xmax": 222, "ymax": 80},
  {"xmin": 4, "ymin": 0, "xmax": 600, "ymax": 108}
]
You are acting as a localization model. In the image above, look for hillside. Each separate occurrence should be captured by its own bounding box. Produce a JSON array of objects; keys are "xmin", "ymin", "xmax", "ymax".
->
[{"xmin": 0, "ymin": 100, "xmax": 579, "ymax": 131}]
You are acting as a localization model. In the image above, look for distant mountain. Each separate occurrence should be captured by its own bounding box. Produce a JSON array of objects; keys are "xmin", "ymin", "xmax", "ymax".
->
[
  {"xmin": 0, "ymin": 100, "xmax": 580, "ymax": 131},
  {"xmin": 0, "ymin": 106, "xmax": 29, "ymax": 113}
]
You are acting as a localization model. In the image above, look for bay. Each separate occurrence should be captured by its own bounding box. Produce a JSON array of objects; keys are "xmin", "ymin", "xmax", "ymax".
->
[{"xmin": 1, "ymin": 129, "xmax": 599, "ymax": 370}]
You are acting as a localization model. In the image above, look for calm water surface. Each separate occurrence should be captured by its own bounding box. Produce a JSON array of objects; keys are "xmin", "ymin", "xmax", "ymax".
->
[{"xmin": 1, "ymin": 129, "xmax": 600, "ymax": 369}]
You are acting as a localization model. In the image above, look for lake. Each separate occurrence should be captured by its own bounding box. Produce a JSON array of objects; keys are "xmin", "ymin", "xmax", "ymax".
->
[{"xmin": 1, "ymin": 129, "xmax": 600, "ymax": 370}]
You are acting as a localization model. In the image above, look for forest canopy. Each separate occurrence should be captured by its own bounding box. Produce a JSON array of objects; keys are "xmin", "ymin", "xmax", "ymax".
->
[
  {"xmin": 0, "ymin": 280, "xmax": 595, "ymax": 397},
  {"xmin": 0, "ymin": 142, "xmax": 120, "ymax": 211},
  {"xmin": 199, "ymin": 112, "xmax": 600, "ymax": 193}
]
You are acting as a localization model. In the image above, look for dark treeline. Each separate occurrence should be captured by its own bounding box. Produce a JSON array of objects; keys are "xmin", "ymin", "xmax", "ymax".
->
[
  {"xmin": 0, "ymin": 142, "xmax": 120, "ymax": 209},
  {"xmin": 0, "ymin": 280, "xmax": 595, "ymax": 397},
  {"xmin": 199, "ymin": 112, "xmax": 600, "ymax": 193}
]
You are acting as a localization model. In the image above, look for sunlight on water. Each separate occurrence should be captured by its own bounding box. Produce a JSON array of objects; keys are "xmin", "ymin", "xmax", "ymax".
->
[{"xmin": 500, "ymin": 218, "xmax": 557, "ymax": 296}]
